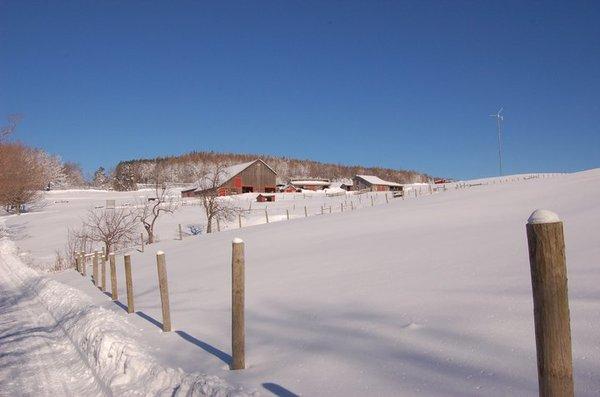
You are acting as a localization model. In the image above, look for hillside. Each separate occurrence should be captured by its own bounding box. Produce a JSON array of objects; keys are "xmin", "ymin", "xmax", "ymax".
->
[
  {"xmin": 2, "ymin": 170, "xmax": 599, "ymax": 396},
  {"xmin": 112, "ymin": 151, "xmax": 431, "ymax": 190}
]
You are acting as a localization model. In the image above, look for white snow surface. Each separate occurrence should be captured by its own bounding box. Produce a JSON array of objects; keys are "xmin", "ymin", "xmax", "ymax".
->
[
  {"xmin": 0, "ymin": 232, "xmax": 250, "ymax": 396},
  {"xmin": 527, "ymin": 209, "xmax": 561, "ymax": 224},
  {"xmin": 2, "ymin": 169, "xmax": 600, "ymax": 396}
]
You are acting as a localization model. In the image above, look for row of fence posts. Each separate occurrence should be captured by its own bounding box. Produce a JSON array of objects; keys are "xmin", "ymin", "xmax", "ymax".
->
[
  {"xmin": 170, "ymin": 193, "xmax": 397, "ymax": 242},
  {"xmin": 74, "ymin": 237, "xmax": 248, "ymax": 370},
  {"xmin": 75, "ymin": 207, "xmax": 575, "ymax": 391},
  {"xmin": 452, "ymin": 173, "xmax": 565, "ymax": 190}
]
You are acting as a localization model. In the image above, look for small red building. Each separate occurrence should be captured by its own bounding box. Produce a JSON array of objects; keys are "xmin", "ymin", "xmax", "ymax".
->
[{"xmin": 256, "ymin": 194, "xmax": 276, "ymax": 202}]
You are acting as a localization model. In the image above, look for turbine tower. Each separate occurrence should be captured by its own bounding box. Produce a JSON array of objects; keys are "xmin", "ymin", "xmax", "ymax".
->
[{"xmin": 489, "ymin": 107, "xmax": 504, "ymax": 176}]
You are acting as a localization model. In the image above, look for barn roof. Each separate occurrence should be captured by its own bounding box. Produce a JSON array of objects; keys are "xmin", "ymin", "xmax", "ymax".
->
[
  {"xmin": 183, "ymin": 159, "xmax": 277, "ymax": 193},
  {"xmin": 355, "ymin": 175, "xmax": 403, "ymax": 187},
  {"xmin": 331, "ymin": 178, "xmax": 354, "ymax": 188}
]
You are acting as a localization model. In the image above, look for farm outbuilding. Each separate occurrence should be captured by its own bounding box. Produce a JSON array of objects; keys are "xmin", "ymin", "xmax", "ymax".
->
[
  {"xmin": 353, "ymin": 175, "xmax": 403, "ymax": 192},
  {"xmin": 331, "ymin": 179, "xmax": 354, "ymax": 191},
  {"xmin": 181, "ymin": 159, "xmax": 277, "ymax": 197},
  {"xmin": 288, "ymin": 178, "xmax": 331, "ymax": 191},
  {"xmin": 256, "ymin": 194, "xmax": 276, "ymax": 202},
  {"xmin": 281, "ymin": 184, "xmax": 300, "ymax": 193}
]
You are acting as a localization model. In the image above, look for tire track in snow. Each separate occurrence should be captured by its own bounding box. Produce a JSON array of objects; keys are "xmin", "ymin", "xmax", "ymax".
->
[{"xmin": 0, "ymin": 243, "xmax": 110, "ymax": 397}]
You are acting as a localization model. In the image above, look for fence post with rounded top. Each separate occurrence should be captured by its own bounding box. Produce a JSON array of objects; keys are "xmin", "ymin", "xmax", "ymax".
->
[{"xmin": 526, "ymin": 209, "xmax": 574, "ymax": 397}]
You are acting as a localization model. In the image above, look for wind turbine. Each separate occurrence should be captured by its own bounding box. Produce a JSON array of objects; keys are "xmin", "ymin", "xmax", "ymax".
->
[{"xmin": 489, "ymin": 107, "xmax": 504, "ymax": 176}]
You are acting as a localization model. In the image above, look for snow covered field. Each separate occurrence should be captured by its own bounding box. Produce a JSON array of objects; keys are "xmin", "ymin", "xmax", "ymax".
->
[{"xmin": 2, "ymin": 170, "xmax": 599, "ymax": 396}]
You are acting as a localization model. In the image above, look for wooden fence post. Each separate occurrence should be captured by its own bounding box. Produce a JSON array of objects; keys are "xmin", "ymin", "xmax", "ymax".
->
[
  {"xmin": 75, "ymin": 253, "xmax": 81, "ymax": 274},
  {"xmin": 321, "ymin": 206, "xmax": 324, "ymax": 215},
  {"xmin": 81, "ymin": 252, "xmax": 87, "ymax": 276},
  {"xmin": 141, "ymin": 233, "xmax": 144, "ymax": 252},
  {"xmin": 385, "ymin": 193, "xmax": 389, "ymax": 203},
  {"xmin": 124, "ymin": 254, "xmax": 135, "ymax": 314},
  {"xmin": 265, "ymin": 209, "xmax": 269, "ymax": 223},
  {"xmin": 101, "ymin": 253, "xmax": 107, "ymax": 291},
  {"xmin": 238, "ymin": 213, "xmax": 242, "ymax": 228},
  {"xmin": 231, "ymin": 238, "xmax": 245, "ymax": 370},
  {"xmin": 156, "ymin": 251, "xmax": 172, "ymax": 332},
  {"xmin": 179, "ymin": 223, "xmax": 183, "ymax": 240},
  {"xmin": 286, "ymin": 209, "xmax": 290, "ymax": 220},
  {"xmin": 109, "ymin": 253, "xmax": 118, "ymax": 300},
  {"xmin": 370, "ymin": 196, "xmax": 374, "ymax": 206},
  {"xmin": 217, "ymin": 218, "xmax": 221, "ymax": 232},
  {"xmin": 340, "ymin": 203, "xmax": 344, "ymax": 212},
  {"xmin": 304, "ymin": 206, "xmax": 308, "ymax": 218},
  {"xmin": 329, "ymin": 206, "xmax": 332, "ymax": 214},
  {"xmin": 93, "ymin": 251, "xmax": 99, "ymax": 287},
  {"xmin": 526, "ymin": 209, "xmax": 574, "ymax": 397}
]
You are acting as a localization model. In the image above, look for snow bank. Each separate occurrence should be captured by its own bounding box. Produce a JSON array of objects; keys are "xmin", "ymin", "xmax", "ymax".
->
[{"xmin": 0, "ymin": 237, "xmax": 250, "ymax": 397}]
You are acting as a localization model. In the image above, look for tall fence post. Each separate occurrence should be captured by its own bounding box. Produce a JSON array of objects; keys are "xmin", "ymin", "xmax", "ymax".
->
[
  {"xmin": 286, "ymin": 209, "xmax": 290, "ymax": 220},
  {"xmin": 124, "ymin": 254, "xmax": 135, "ymax": 314},
  {"xmin": 370, "ymin": 196, "xmax": 374, "ymax": 207},
  {"xmin": 231, "ymin": 238, "xmax": 245, "ymax": 370},
  {"xmin": 385, "ymin": 193, "xmax": 389, "ymax": 203},
  {"xmin": 265, "ymin": 209, "xmax": 269, "ymax": 223},
  {"xmin": 217, "ymin": 218, "xmax": 221, "ymax": 232},
  {"xmin": 93, "ymin": 251, "xmax": 99, "ymax": 287},
  {"xmin": 101, "ymin": 253, "xmax": 107, "ymax": 291},
  {"xmin": 156, "ymin": 251, "xmax": 172, "ymax": 332},
  {"xmin": 179, "ymin": 223, "xmax": 183, "ymax": 240},
  {"xmin": 340, "ymin": 203, "xmax": 344, "ymax": 212},
  {"xmin": 526, "ymin": 209, "xmax": 574, "ymax": 397},
  {"xmin": 109, "ymin": 253, "xmax": 118, "ymax": 300},
  {"xmin": 238, "ymin": 213, "xmax": 242, "ymax": 228},
  {"xmin": 141, "ymin": 233, "xmax": 144, "ymax": 252},
  {"xmin": 75, "ymin": 253, "xmax": 81, "ymax": 274},
  {"xmin": 304, "ymin": 206, "xmax": 308, "ymax": 218},
  {"xmin": 81, "ymin": 252, "xmax": 87, "ymax": 276}
]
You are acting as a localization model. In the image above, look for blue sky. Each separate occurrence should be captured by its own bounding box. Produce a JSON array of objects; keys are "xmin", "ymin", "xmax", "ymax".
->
[{"xmin": 1, "ymin": 1, "xmax": 599, "ymax": 179}]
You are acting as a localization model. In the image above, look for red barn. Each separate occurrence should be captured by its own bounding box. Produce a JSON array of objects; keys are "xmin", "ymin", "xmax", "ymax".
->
[{"xmin": 181, "ymin": 159, "xmax": 277, "ymax": 198}]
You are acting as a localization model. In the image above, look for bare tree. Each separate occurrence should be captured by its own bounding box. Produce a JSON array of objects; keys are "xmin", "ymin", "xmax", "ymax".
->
[
  {"xmin": 0, "ymin": 114, "xmax": 22, "ymax": 142},
  {"xmin": 62, "ymin": 162, "xmax": 86, "ymax": 187},
  {"xmin": 134, "ymin": 164, "xmax": 178, "ymax": 244},
  {"xmin": 195, "ymin": 162, "xmax": 240, "ymax": 233},
  {"xmin": 0, "ymin": 142, "xmax": 46, "ymax": 213},
  {"xmin": 80, "ymin": 207, "xmax": 138, "ymax": 254}
]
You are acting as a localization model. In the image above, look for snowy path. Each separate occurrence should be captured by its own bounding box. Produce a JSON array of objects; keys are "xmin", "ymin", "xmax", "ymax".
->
[
  {"xmin": 0, "ymin": 246, "xmax": 110, "ymax": 396},
  {"xmin": 0, "ymin": 235, "xmax": 248, "ymax": 396}
]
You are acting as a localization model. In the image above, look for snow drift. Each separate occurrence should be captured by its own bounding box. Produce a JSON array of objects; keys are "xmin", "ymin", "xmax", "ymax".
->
[{"xmin": 0, "ymin": 237, "xmax": 250, "ymax": 396}]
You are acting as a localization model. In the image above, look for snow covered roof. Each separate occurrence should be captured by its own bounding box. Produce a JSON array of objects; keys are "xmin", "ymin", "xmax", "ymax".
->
[
  {"xmin": 184, "ymin": 159, "xmax": 276, "ymax": 192},
  {"xmin": 331, "ymin": 179, "xmax": 354, "ymax": 188},
  {"xmin": 290, "ymin": 179, "xmax": 331, "ymax": 186},
  {"xmin": 355, "ymin": 175, "xmax": 403, "ymax": 187}
]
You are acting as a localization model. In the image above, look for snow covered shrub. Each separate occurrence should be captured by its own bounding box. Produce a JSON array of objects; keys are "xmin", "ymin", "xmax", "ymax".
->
[
  {"xmin": 187, "ymin": 224, "xmax": 203, "ymax": 235},
  {"xmin": 53, "ymin": 249, "xmax": 71, "ymax": 272}
]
